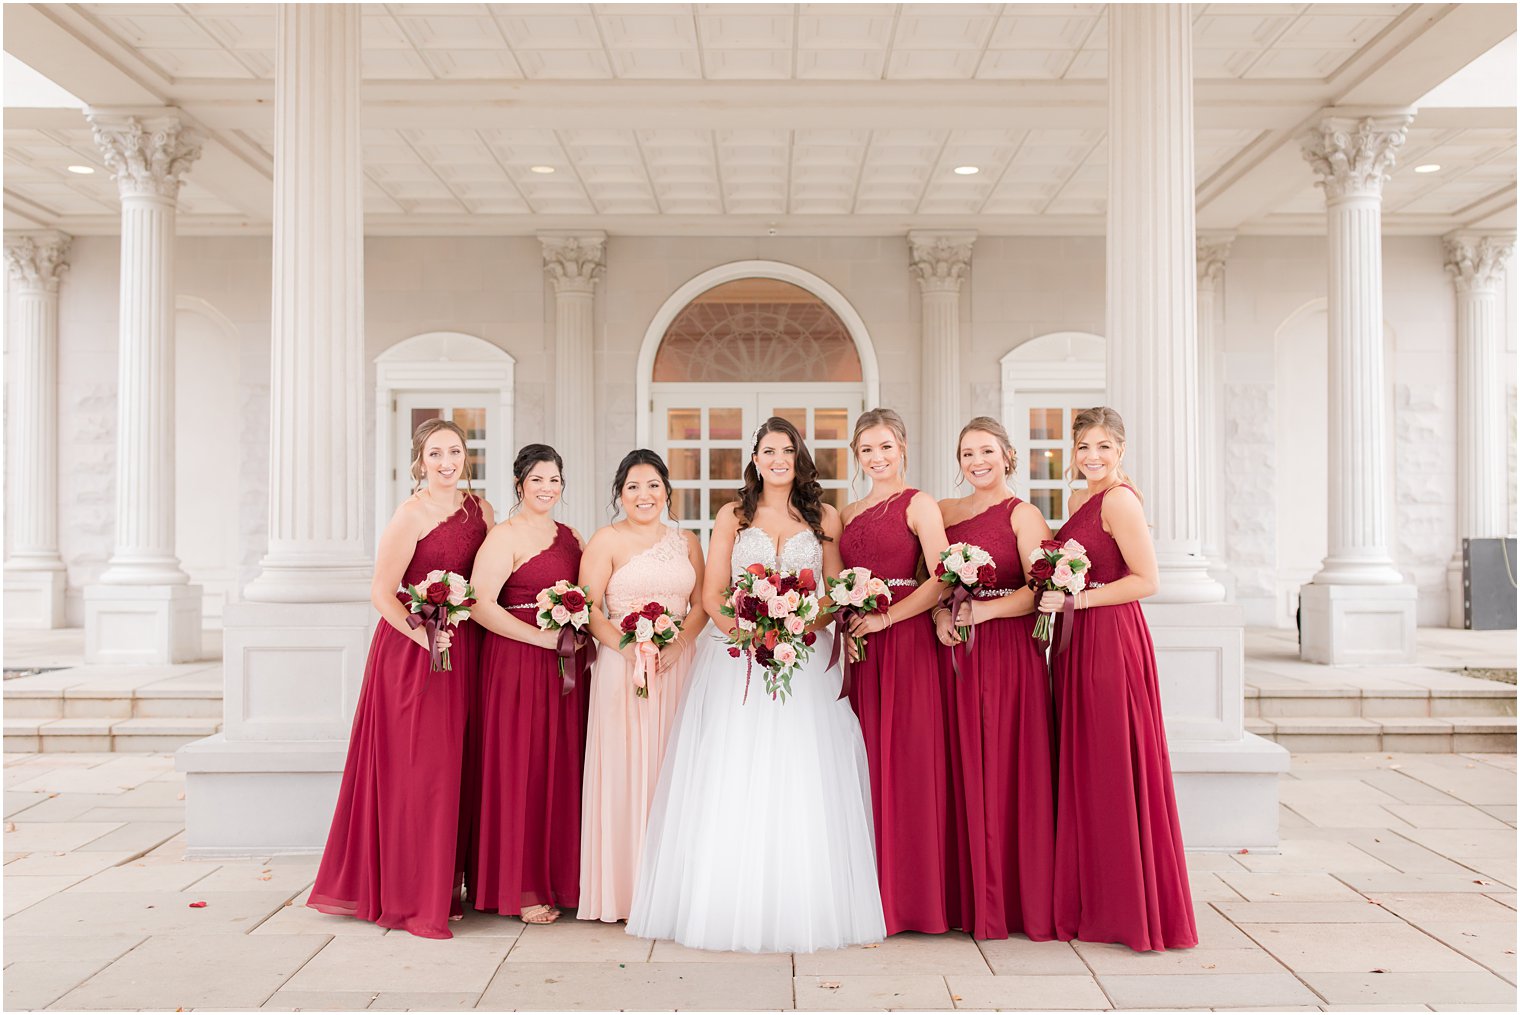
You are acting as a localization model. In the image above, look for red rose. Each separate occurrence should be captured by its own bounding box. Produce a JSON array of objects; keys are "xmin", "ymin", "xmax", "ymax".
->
[
  {"xmin": 1029, "ymin": 558, "xmax": 1055, "ymax": 582},
  {"xmin": 1039, "ymin": 539, "xmax": 1062, "ymax": 551},
  {"xmin": 745, "ymin": 563, "xmax": 768, "ymax": 577},
  {"xmin": 803, "ymin": 631, "xmax": 817, "ymax": 647},
  {"xmin": 641, "ymin": 601, "xmax": 665, "ymax": 620},
  {"xmin": 727, "ymin": 646, "xmax": 742, "ymax": 658},
  {"xmin": 933, "ymin": 562, "xmax": 947, "ymax": 578},
  {"xmin": 461, "ymin": 598, "xmax": 476, "ymax": 608},
  {"xmin": 797, "ymin": 568, "xmax": 817, "ymax": 592},
  {"xmin": 620, "ymin": 613, "xmax": 640, "ymax": 633},
  {"xmin": 560, "ymin": 588, "xmax": 586, "ymax": 611},
  {"xmin": 977, "ymin": 564, "xmax": 996, "ymax": 585},
  {"xmin": 425, "ymin": 581, "xmax": 449, "ymax": 604}
]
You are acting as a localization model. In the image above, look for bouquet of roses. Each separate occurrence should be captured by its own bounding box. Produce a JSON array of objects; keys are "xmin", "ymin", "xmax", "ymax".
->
[
  {"xmin": 821, "ymin": 566, "xmax": 892, "ymax": 677},
  {"xmin": 619, "ymin": 602, "xmax": 682, "ymax": 699},
  {"xmin": 535, "ymin": 580, "xmax": 592, "ymax": 694},
  {"xmin": 721, "ymin": 563, "xmax": 821, "ymax": 704},
  {"xmin": 400, "ymin": 569, "xmax": 476, "ymax": 671},
  {"xmin": 934, "ymin": 542, "xmax": 996, "ymax": 650},
  {"xmin": 1027, "ymin": 538, "xmax": 1091, "ymax": 647}
]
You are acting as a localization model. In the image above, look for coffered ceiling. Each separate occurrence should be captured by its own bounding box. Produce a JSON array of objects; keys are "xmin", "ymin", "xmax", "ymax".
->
[{"xmin": 3, "ymin": 3, "xmax": 1514, "ymax": 236}]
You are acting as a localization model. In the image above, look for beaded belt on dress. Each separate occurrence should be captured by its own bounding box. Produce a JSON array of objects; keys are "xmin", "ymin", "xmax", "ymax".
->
[
  {"xmin": 970, "ymin": 580, "xmax": 1106, "ymax": 600},
  {"xmin": 885, "ymin": 579, "xmax": 918, "ymax": 588},
  {"xmin": 506, "ymin": 602, "xmax": 538, "ymax": 611}
]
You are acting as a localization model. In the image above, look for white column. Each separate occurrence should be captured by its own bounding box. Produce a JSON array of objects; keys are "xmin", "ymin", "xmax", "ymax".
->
[
  {"xmin": 84, "ymin": 111, "xmax": 203, "ymax": 663},
  {"xmin": 1443, "ymin": 232, "xmax": 1515, "ymax": 627},
  {"xmin": 1196, "ymin": 234, "xmax": 1233, "ymax": 581},
  {"xmin": 542, "ymin": 232, "xmax": 604, "ymax": 536},
  {"xmin": 1105, "ymin": 4, "xmax": 1224, "ymax": 605},
  {"xmin": 182, "ymin": 4, "xmax": 371, "ymax": 855},
  {"xmin": 3, "ymin": 232, "xmax": 70, "ymax": 628},
  {"xmin": 1105, "ymin": 6, "xmax": 1284, "ymax": 852},
  {"xmin": 1297, "ymin": 111, "xmax": 1418, "ymax": 663},
  {"xmin": 244, "ymin": 2, "xmax": 370, "ymax": 603},
  {"xmin": 908, "ymin": 231, "xmax": 973, "ymax": 498}
]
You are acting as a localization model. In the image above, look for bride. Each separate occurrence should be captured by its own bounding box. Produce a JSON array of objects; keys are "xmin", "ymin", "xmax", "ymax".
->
[{"xmin": 626, "ymin": 417, "xmax": 886, "ymax": 953}]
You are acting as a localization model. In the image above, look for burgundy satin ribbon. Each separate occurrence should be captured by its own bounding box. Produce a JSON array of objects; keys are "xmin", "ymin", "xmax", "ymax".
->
[
  {"xmin": 947, "ymin": 584, "xmax": 974, "ymax": 676},
  {"xmin": 406, "ymin": 603, "xmax": 445, "ymax": 671},
  {"xmin": 1056, "ymin": 593, "xmax": 1076, "ymax": 656},
  {"xmin": 555, "ymin": 626, "xmax": 584, "ymax": 696},
  {"xmin": 827, "ymin": 606, "xmax": 861, "ymax": 701}
]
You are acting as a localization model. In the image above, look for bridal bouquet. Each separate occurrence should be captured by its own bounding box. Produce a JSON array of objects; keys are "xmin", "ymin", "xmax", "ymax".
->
[
  {"xmin": 1027, "ymin": 539, "xmax": 1091, "ymax": 646},
  {"xmin": 822, "ymin": 566, "xmax": 892, "ymax": 668},
  {"xmin": 619, "ymin": 602, "xmax": 682, "ymax": 699},
  {"xmin": 721, "ymin": 563, "xmax": 820, "ymax": 704},
  {"xmin": 934, "ymin": 542, "xmax": 996, "ymax": 651},
  {"xmin": 400, "ymin": 569, "xmax": 475, "ymax": 671},
  {"xmin": 535, "ymin": 580, "xmax": 592, "ymax": 694}
]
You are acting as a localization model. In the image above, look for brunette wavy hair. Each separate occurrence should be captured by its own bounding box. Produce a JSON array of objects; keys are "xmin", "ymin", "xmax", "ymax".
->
[{"xmin": 734, "ymin": 416, "xmax": 830, "ymax": 543}]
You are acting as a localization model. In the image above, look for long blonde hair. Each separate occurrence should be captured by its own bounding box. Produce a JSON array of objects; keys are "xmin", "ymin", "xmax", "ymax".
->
[
  {"xmin": 1066, "ymin": 406, "xmax": 1141, "ymax": 499},
  {"xmin": 410, "ymin": 418, "xmax": 474, "ymax": 494}
]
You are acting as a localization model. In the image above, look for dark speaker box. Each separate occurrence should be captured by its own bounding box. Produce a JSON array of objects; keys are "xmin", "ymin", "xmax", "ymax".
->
[{"xmin": 1463, "ymin": 537, "xmax": 1518, "ymax": 631}]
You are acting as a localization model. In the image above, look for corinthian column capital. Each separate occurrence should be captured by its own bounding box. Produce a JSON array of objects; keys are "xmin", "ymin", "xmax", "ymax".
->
[
  {"xmin": 908, "ymin": 231, "xmax": 975, "ymax": 294},
  {"xmin": 541, "ymin": 233, "xmax": 606, "ymax": 295},
  {"xmin": 1443, "ymin": 233, "xmax": 1515, "ymax": 294},
  {"xmin": 86, "ymin": 110, "xmax": 203, "ymax": 200},
  {"xmin": 1299, "ymin": 112, "xmax": 1413, "ymax": 202},
  {"xmin": 1196, "ymin": 233, "xmax": 1233, "ymax": 289},
  {"xmin": 4, "ymin": 231, "xmax": 71, "ymax": 292}
]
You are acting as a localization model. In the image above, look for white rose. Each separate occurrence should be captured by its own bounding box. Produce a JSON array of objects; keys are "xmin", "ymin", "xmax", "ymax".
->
[
  {"xmin": 635, "ymin": 616, "xmax": 655, "ymax": 642},
  {"xmin": 572, "ymin": 609, "xmax": 590, "ymax": 627},
  {"xmin": 829, "ymin": 585, "xmax": 853, "ymax": 607},
  {"xmin": 969, "ymin": 547, "xmax": 993, "ymax": 568},
  {"xmin": 737, "ymin": 617, "xmax": 755, "ymax": 631}
]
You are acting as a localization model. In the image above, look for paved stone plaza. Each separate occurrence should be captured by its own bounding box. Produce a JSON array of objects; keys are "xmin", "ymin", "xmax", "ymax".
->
[{"xmin": 4, "ymin": 750, "xmax": 1516, "ymax": 1012}]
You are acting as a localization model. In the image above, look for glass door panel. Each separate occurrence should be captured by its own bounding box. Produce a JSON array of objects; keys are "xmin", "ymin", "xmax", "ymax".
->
[
  {"xmin": 395, "ymin": 393, "xmax": 493, "ymax": 507},
  {"xmin": 1009, "ymin": 392, "xmax": 1095, "ymax": 527}
]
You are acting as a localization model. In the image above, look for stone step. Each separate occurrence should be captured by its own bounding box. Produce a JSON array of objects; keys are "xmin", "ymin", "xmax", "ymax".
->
[
  {"xmin": 1246, "ymin": 715, "xmax": 1516, "ymax": 753},
  {"xmin": 3, "ymin": 716, "xmax": 222, "ymax": 754},
  {"xmin": 1246, "ymin": 684, "xmax": 1516, "ymax": 719},
  {"xmin": 3, "ymin": 685, "xmax": 221, "ymax": 720}
]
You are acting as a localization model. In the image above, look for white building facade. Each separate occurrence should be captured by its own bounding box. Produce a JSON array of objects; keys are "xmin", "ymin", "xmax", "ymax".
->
[{"xmin": 5, "ymin": 3, "xmax": 1516, "ymax": 853}]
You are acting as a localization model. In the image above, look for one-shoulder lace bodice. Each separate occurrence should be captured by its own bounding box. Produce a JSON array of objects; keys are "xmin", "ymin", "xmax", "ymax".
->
[
  {"xmin": 605, "ymin": 526, "xmax": 696, "ymax": 621},
  {"xmin": 732, "ymin": 526, "xmax": 823, "ymax": 580}
]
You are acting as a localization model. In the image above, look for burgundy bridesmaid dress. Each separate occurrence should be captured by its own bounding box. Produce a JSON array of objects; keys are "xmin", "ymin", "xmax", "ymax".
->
[
  {"xmin": 1052, "ymin": 484, "xmax": 1197, "ymax": 951},
  {"xmin": 308, "ymin": 496, "xmax": 488, "ymax": 939},
  {"xmin": 470, "ymin": 523, "xmax": 590, "ymax": 916},
  {"xmin": 839, "ymin": 489, "xmax": 952, "ymax": 935},
  {"xmin": 944, "ymin": 496, "xmax": 1056, "ymax": 941}
]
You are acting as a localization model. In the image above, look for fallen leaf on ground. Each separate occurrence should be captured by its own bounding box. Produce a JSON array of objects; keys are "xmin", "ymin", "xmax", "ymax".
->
[
  {"xmin": 1370, "ymin": 968, "xmax": 1388, "ymax": 974},
  {"xmin": 1203, "ymin": 963, "xmax": 1217, "ymax": 969},
  {"xmin": 188, "ymin": 900, "xmax": 207, "ymax": 908},
  {"xmin": 3, "ymin": 822, "xmax": 15, "ymax": 832},
  {"xmin": 258, "ymin": 874, "xmax": 272, "ymax": 881},
  {"xmin": 952, "ymin": 996, "xmax": 963, "ymax": 1002},
  {"xmin": 1237, "ymin": 848, "xmax": 1249, "ymax": 854},
  {"xmin": 863, "ymin": 943, "xmax": 880, "ymax": 948},
  {"xmin": 820, "ymin": 981, "xmax": 841, "ymax": 990}
]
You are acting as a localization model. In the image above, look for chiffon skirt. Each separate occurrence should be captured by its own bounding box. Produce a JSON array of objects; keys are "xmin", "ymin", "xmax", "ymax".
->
[
  {"xmin": 1052, "ymin": 602, "xmax": 1197, "ymax": 952},
  {"xmin": 626, "ymin": 631, "xmax": 886, "ymax": 953},
  {"xmin": 578, "ymin": 641, "xmax": 692, "ymax": 922},
  {"xmin": 308, "ymin": 621, "xmax": 476, "ymax": 939}
]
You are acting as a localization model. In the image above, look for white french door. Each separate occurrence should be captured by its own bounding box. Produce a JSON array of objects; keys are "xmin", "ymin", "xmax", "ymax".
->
[
  {"xmin": 1009, "ymin": 391, "xmax": 1095, "ymax": 527},
  {"xmin": 392, "ymin": 392, "xmax": 495, "ymax": 509},
  {"xmin": 652, "ymin": 383, "xmax": 865, "ymax": 545}
]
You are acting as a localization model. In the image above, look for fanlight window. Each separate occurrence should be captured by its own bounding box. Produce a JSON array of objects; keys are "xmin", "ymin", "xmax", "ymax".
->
[{"xmin": 652, "ymin": 278, "xmax": 863, "ymax": 383}]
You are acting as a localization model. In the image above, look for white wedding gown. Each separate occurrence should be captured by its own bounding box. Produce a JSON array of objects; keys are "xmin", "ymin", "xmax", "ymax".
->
[{"xmin": 626, "ymin": 526, "xmax": 886, "ymax": 953}]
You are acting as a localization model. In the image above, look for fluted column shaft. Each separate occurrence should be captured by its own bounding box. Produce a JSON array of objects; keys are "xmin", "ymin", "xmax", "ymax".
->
[
  {"xmin": 4, "ymin": 232, "xmax": 70, "ymax": 568},
  {"xmin": 1197, "ymin": 235, "xmax": 1232, "ymax": 569},
  {"xmin": 909, "ymin": 231, "xmax": 973, "ymax": 498},
  {"xmin": 1445, "ymin": 234, "xmax": 1514, "ymax": 543},
  {"xmin": 1300, "ymin": 112, "xmax": 1412, "ymax": 585},
  {"xmin": 542, "ymin": 234, "xmax": 604, "ymax": 536},
  {"xmin": 246, "ymin": 3, "xmax": 369, "ymax": 602},
  {"xmin": 1106, "ymin": 5, "xmax": 1222, "ymax": 603},
  {"xmin": 88, "ymin": 112, "xmax": 201, "ymax": 585}
]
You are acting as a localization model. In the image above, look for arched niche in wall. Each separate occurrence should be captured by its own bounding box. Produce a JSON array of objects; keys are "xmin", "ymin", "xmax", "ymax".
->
[
  {"xmin": 999, "ymin": 331, "xmax": 1105, "ymax": 526},
  {"xmin": 374, "ymin": 332, "xmax": 515, "ymax": 537},
  {"xmin": 175, "ymin": 296, "xmax": 241, "ymax": 625}
]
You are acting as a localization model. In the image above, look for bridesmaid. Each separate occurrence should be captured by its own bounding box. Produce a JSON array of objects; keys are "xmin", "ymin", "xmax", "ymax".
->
[
  {"xmin": 308, "ymin": 418, "xmax": 491, "ymax": 939},
  {"xmin": 467, "ymin": 444, "xmax": 589, "ymax": 925},
  {"xmin": 1039, "ymin": 406, "xmax": 1197, "ymax": 952},
  {"xmin": 936, "ymin": 417, "xmax": 1056, "ymax": 942},
  {"xmin": 839, "ymin": 408, "xmax": 955, "ymax": 935},
  {"xmin": 577, "ymin": 449, "xmax": 706, "ymax": 923}
]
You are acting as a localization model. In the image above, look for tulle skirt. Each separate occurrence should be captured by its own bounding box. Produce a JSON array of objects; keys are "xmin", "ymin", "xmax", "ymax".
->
[{"xmin": 626, "ymin": 631, "xmax": 886, "ymax": 953}]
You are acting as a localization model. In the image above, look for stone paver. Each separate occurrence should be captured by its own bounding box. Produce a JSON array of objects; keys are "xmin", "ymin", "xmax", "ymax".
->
[{"xmin": 2, "ymin": 749, "xmax": 1515, "ymax": 1010}]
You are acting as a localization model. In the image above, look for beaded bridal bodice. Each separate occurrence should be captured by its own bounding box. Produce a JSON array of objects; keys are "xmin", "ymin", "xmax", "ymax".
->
[
  {"xmin": 732, "ymin": 525, "xmax": 824, "ymax": 580},
  {"xmin": 605, "ymin": 525, "xmax": 696, "ymax": 620}
]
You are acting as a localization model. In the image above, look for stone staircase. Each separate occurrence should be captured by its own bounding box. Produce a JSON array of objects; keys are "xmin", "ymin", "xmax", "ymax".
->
[
  {"xmin": 3, "ymin": 663, "xmax": 222, "ymax": 753},
  {"xmin": 1246, "ymin": 680, "xmax": 1516, "ymax": 753}
]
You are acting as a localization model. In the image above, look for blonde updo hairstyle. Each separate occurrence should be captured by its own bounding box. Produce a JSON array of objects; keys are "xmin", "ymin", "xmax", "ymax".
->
[
  {"xmin": 1066, "ymin": 405, "xmax": 1140, "ymax": 499},
  {"xmin": 409, "ymin": 417, "xmax": 474, "ymax": 495},
  {"xmin": 955, "ymin": 416, "xmax": 1017, "ymax": 480},
  {"xmin": 849, "ymin": 407, "xmax": 909, "ymax": 482}
]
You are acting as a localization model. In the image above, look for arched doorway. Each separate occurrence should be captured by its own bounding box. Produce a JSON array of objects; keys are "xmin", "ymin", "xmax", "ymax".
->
[{"xmin": 636, "ymin": 262, "xmax": 879, "ymax": 544}]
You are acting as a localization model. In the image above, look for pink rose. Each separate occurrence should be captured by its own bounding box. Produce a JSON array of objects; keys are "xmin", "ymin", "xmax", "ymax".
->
[
  {"xmin": 1052, "ymin": 563, "xmax": 1074, "ymax": 589},
  {"xmin": 785, "ymin": 615, "xmax": 806, "ymax": 637},
  {"xmin": 767, "ymin": 596, "xmax": 793, "ymax": 619},
  {"xmin": 753, "ymin": 579, "xmax": 777, "ymax": 601},
  {"xmin": 866, "ymin": 578, "xmax": 889, "ymax": 599},
  {"xmin": 783, "ymin": 590, "xmax": 801, "ymax": 611},
  {"xmin": 551, "ymin": 604, "xmax": 571, "ymax": 625},
  {"xmin": 773, "ymin": 642, "xmax": 797, "ymax": 666},
  {"xmin": 848, "ymin": 583, "xmax": 869, "ymax": 607},
  {"xmin": 1063, "ymin": 538, "xmax": 1086, "ymax": 556},
  {"xmin": 535, "ymin": 590, "xmax": 553, "ymax": 609},
  {"xmin": 654, "ymin": 613, "xmax": 675, "ymax": 634},
  {"xmin": 956, "ymin": 562, "xmax": 980, "ymax": 585}
]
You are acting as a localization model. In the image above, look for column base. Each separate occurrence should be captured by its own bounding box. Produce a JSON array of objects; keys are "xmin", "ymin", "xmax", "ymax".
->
[
  {"xmin": 1142, "ymin": 601, "xmax": 1245, "ymax": 741},
  {"xmin": 222, "ymin": 599, "xmax": 373, "ymax": 741},
  {"xmin": 177, "ymin": 734, "xmax": 345, "ymax": 856},
  {"xmin": 84, "ymin": 583, "xmax": 203, "ymax": 664},
  {"xmin": 1171, "ymin": 733, "xmax": 1290, "ymax": 850},
  {"xmin": 3, "ymin": 565, "xmax": 68, "ymax": 629},
  {"xmin": 1298, "ymin": 582, "xmax": 1418, "ymax": 664}
]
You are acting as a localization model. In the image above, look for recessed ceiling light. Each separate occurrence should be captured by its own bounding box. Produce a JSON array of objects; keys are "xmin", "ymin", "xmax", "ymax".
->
[
  {"xmin": 530, "ymin": 165, "xmax": 556, "ymax": 174},
  {"xmin": 1413, "ymin": 163, "xmax": 1441, "ymax": 174},
  {"xmin": 66, "ymin": 164, "xmax": 94, "ymax": 175},
  {"xmin": 953, "ymin": 165, "xmax": 980, "ymax": 175}
]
